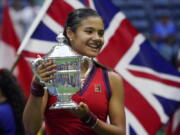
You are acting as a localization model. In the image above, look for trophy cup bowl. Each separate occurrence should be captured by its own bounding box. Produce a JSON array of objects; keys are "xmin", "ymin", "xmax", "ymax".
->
[{"xmin": 31, "ymin": 33, "xmax": 82, "ymax": 109}]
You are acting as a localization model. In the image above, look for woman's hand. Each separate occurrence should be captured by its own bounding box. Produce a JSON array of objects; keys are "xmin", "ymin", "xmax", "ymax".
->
[
  {"xmin": 71, "ymin": 102, "xmax": 90, "ymax": 118},
  {"xmin": 35, "ymin": 57, "xmax": 57, "ymax": 83},
  {"xmin": 71, "ymin": 102, "xmax": 98, "ymax": 128}
]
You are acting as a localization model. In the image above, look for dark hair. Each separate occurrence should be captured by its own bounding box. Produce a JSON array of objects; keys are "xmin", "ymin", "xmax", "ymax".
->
[
  {"xmin": 0, "ymin": 69, "xmax": 26, "ymax": 135},
  {"xmin": 63, "ymin": 8, "xmax": 101, "ymax": 45}
]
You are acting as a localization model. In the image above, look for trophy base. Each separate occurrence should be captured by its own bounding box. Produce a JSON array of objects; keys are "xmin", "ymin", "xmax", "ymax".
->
[{"xmin": 49, "ymin": 101, "xmax": 78, "ymax": 109}]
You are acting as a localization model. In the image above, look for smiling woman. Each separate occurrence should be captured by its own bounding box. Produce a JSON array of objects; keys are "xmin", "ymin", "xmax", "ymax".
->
[
  {"xmin": 23, "ymin": 8, "xmax": 126, "ymax": 135},
  {"xmin": 63, "ymin": 8, "xmax": 104, "ymax": 58},
  {"xmin": 66, "ymin": 16, "xmax": 104, "ymax": 57}
]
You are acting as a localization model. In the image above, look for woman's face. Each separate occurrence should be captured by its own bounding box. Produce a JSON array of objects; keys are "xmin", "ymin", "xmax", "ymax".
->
[{"xmin": 68, "ymin": 16, "xmax": 104, "ymax": 57}]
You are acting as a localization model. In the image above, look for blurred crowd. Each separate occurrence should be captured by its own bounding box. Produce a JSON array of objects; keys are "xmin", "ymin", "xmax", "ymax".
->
[
  {"xmin": 0, "ymin": 0, "xmax": 43, "ymax": 39},
  {"xmin": 151, "ymin": 15, "xmax": 180, "ymax": 70}
]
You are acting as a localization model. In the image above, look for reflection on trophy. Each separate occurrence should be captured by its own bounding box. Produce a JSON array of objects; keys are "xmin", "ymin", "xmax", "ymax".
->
[{"xmin": 31, "ymin": 32, "xmax": 82, "ymax": 109}]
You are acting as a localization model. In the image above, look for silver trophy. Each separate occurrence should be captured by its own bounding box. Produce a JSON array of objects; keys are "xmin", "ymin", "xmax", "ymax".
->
[{"xmin": 31, "ymin": 32, "xmax": 82, "ymax": 109}]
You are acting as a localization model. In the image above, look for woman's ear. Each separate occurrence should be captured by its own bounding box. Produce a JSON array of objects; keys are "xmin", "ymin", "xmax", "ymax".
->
[{"xmin": 66, "ymin": 27, "xmax": 74, "ymax": 41}]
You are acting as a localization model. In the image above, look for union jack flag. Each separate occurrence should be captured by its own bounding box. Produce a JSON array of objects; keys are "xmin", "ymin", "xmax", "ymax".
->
[{"xmin": 17, "ymin": 0, "xmax": 180, "ymax": 134}]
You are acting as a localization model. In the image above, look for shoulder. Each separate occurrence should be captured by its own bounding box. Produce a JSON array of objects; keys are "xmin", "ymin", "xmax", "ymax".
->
[
  {"xmin": 0, "ymin": 103, "xmax": 15, "ymax": 124},
  {"xmin": 0, "ymin": 103, "xmax": 16, "ymax": 133},
  {"xmin": 93, "ymin": 61, "xmax": 124, "ymax": 90},
  {"xmin": 93, "ymin": 61, "xmax": 123, "ymax": 85},
  {"xmin": 0, "ymin": 102, "xmax": 12, "ymax": 112},
  {"xmin": 108, "ymin": 71, "xmax": 123, "ymax": 85},
  {"xmin": 0, "ymin": 103, "xmax": 14, "ymax": 117},
  {"xmin": 108, "ymin": 71, "xmax": 124, "ymax": 97}
]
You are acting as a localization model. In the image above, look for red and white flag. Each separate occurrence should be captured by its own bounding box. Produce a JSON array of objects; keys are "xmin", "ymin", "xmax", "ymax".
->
[
  {"xmin": 0, "ymin": 2, "xmax": 32, "ymax": 97},
  {"xmin": 0, "ymin": 3, "xmax": 19, "ymax": 70},
  {"xmin": 16, "ymin": 0, "xmax": 180, "ymax": 134}
]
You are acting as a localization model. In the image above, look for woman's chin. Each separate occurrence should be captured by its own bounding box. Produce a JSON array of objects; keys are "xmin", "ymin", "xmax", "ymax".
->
[
  {"xmin": 75, "ymin": 49, "xmax": 99, "ymax": 57},
  {"xmin": 84, "ymin": 53, "xmax": 98, "ymax": 58}
]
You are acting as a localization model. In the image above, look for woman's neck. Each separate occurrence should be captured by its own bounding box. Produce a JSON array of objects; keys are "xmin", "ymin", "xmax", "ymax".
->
[{"xmin": 80, "ymin": 57, "xmax": 93, "ymax": 80}]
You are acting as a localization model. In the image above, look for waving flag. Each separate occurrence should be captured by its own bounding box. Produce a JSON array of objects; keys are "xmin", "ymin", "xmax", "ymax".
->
[
  {"xmin": 17, "ymin": 0, "xmax": 180, "ymax": 134},
  {"xmin": 0, "ymin": 3, "xmax": 32, "ymax": 97},
  {"xmin": 0, "ymin": 4, "xmax": 19, "ymax": 70}
]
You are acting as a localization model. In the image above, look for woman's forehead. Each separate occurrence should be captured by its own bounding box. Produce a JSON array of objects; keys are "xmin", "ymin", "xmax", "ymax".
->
[{"xmin": 79, "ymin": 16, "xmax": 104, "ymax": 29}]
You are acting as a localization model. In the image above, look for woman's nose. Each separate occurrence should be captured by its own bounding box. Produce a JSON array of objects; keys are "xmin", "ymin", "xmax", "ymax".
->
[
  {"xmin": 92, "ymin": 33, "xmax": 101, "ymax": 40},
  {"xmin": 92, "ymin": 33, "xmax": 103, "ymax": 45}
]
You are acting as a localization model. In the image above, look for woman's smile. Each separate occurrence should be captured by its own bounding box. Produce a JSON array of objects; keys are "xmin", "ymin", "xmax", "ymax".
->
[{"xmin": 68, "ymin": 16, "xmax": 104, "ymax": 57}]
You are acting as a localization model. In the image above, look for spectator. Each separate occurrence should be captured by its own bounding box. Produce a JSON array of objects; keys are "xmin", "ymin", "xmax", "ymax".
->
[
  {"xmin": 0, "ymin": 69, "xmax": 26, "ymax": 135},
  {"xmin": 6, "ymin": 0, "xmax": 40, "ymax": 39},
  {"xmin": 21, "ymin": 0, "xmax": 40, "ymax": 33},
  {"xmin": 152, "ymin": 15, "xmax": 179, "ymax": 65},
  {"xmin": 9, "ymin": 0, "xmax": 24, "ymax": 39}
]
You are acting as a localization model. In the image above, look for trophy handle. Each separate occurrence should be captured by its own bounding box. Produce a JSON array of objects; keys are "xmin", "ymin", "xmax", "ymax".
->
[{"xmin": 31, "ymin": 57, "xmax": 45, "ymax": 83}]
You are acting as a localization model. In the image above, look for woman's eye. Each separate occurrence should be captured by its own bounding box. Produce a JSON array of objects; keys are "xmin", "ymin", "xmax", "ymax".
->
[{"xmin": 85, "ymin": 30, "xmax": 93, "ymax": 34}]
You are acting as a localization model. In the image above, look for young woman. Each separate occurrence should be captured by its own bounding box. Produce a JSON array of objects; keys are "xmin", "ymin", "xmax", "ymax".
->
[
  {"xmin": 0, "ymin": 69, "xmax": 26, "ymax": 135},
  {"xmin": 23, "ymin": 8, "xmax": 126, "ymax": 135}
]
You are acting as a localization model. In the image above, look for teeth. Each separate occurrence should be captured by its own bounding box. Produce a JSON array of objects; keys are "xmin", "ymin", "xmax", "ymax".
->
[
  {"xmin": 90, "ymin": 45, "xmax": 97, "ymax": 48},
  {"xmin": 90, "ymin": 46, "xmax": 98, "ymax": 49},
  {"xmin": 89, "ymin": 44, "xmax": 98, "ymax": 48}
]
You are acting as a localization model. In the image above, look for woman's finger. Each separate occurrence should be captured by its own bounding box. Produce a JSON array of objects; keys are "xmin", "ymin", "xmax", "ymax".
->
[
  {"xmin": 42, "ymin": 76, "xmax": 54, "ymax": 82},
  {"xmin": 40, "ymin": 70, "xmax": 56, "ymax": 78},
  {"xmin": 38, "ymin": 64, "xmax": 56, "ymax": 74}
]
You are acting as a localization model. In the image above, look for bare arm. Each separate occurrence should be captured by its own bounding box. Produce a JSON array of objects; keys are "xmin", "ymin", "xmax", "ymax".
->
[
  {"xmin": 23, "ymin": 59, "xmax": 56, "ymax": 135},
  {"xmin": 23, "ymin": 90, "xmax": 48, "ymax": 135},
  {"xmin": 93, "ymin": 71, "xmax": 125, "ymax": 135}
]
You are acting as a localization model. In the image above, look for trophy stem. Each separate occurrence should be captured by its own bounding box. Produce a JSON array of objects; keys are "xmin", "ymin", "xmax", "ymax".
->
[{"xmin": 49, "ymin": 93, "xmax": 78, "ymax": 109}]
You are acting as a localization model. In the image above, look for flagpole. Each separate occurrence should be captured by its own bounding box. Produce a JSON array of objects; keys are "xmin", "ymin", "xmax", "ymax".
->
[
  {"xmin": 11, "ymin": 54, "xmax": 22, "ymax": 72},
  {"xmin": 11, "ymin": 0, "xmax": 53, "ymax": 72}
]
